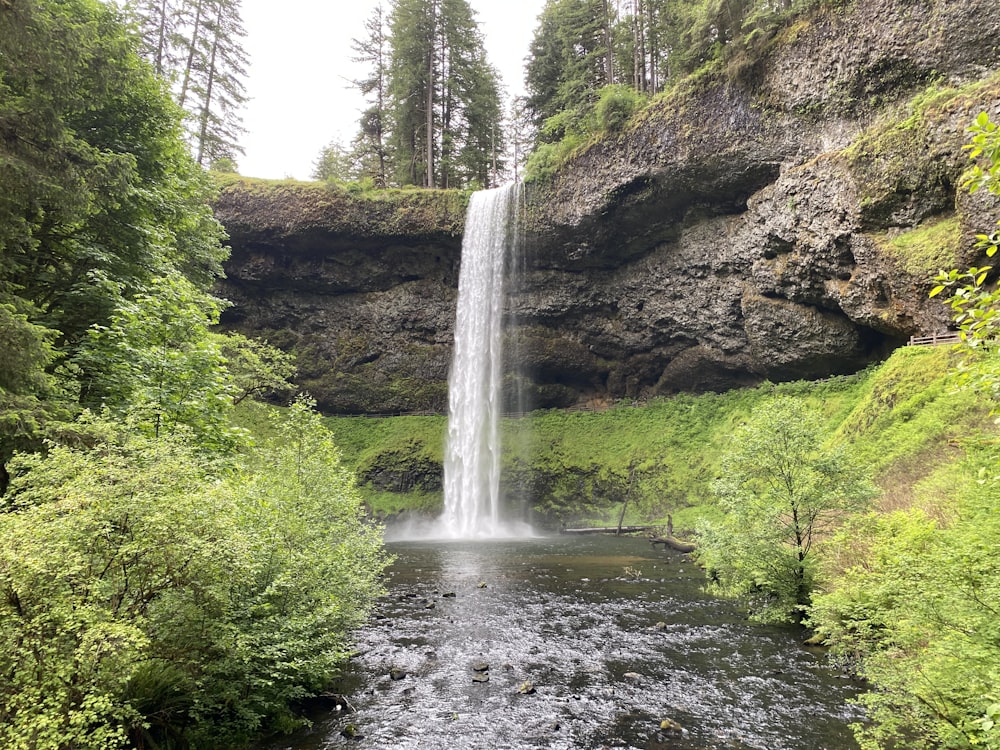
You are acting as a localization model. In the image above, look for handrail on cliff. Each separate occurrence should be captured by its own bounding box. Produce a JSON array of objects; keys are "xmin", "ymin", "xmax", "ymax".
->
[{"xmin": 906, "ymin": 331, "xmax": 962, "ymax": 347}]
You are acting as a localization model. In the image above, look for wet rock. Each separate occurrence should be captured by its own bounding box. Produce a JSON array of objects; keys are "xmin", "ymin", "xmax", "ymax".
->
[
  {"xmin": 659, "ymin": 717, "xmax": 684, "ymax": 735},
  {"xmin": 424, "ymin": 602, "xmax": 435, "ymax": 610},
  {"xmin": 442, "ymin": 591, "xmax": 457, "ymax": 598},
  {"xmin": 653, "ymin": 621, "xmax": 668, "ymax": 631},
  {"xmin": 477, "ymin": 581, "xmax": 488, "ymax": 588},
  {"xmin": 623, "ymin": 672, "xmax": 644, "ymax": 682},
  {"xmin": 389, "ymin": 668, "xmax": 406, "ymax": 681},
  {"xmin": 341, "ymin": 723, "xmax": 364, "ymax": 740},
  {"xmin": 472, "ymin": 672, "xmax": 490, "ymax": 684},
  {"xmin": 517, "ymin": 681, "xmax": 536, "ymax": 695},
  {"xmin": 472, "ymin": 661, "xmax": 490, "ymax": 673}
]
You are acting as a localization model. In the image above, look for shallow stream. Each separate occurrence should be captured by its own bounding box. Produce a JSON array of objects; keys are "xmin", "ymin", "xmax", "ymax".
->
[{"xmin": 260, "ymin": 535, "xmax": 861, "ymax": 750}]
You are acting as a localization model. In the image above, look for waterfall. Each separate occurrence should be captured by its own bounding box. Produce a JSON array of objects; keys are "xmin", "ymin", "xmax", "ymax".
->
[{"xmin": 439, "ymin": 182, "xmax": 523, "ymax": 538}]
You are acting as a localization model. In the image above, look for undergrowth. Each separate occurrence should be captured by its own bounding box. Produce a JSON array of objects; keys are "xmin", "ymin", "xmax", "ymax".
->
[{"xmin": 294, "ymin": 345, "xmax": 992, "ymax": 534}]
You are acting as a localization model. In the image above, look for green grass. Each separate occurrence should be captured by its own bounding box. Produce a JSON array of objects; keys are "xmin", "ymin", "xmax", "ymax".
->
[{"xmin": 234, "ymin": 347, "xmax": 996, "ymax": 534}]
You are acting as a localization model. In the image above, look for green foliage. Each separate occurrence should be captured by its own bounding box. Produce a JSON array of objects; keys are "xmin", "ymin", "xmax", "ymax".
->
[
  {"xmin": 217, "ymin": 332, "xmax": 297, "ymax": 406},
  {"xmin": 0, "ymin": 402, "xmax": 388, "ymax": 748},
  {"xmin": 930, "ymin": 112, "xmax": 1000, "ymax": 404},
  {"xmin": 696, "ymin": 397, "xmax": 876, "ymax": 622},
  {"xmin": 595, "ymin": 84, "xmax": 646, "ymax": 132},
  {"xmin": 0, "ymin": 0, "xmax": 228, "ymax": 475},
  {"xmin": 809, "ymin": 451, "xmax": 1000, "ymax": 750},
  {"xmin": 805, "ymin": 113, "xmax": 1000, "ymax": 750},
  {"xmin": 76, "ymin": 275, "xmax": 238, "ymax": 449}
]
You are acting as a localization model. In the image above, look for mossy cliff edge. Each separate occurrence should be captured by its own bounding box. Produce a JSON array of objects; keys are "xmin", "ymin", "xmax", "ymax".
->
[{"xmin": 214, "ymin": 0, "xmax": 1000, "ymax": 413}]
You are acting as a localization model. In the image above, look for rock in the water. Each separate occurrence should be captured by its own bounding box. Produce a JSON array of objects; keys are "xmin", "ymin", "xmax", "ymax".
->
[
  {"xmin": 517, "ymin": 681, "xmax": 536, "ymax": 695},
  {"xmin": 341, "ymin": 723, "xmax": 364, "ymax": 740},
  {"xmin": 442, "ymin": 591, "xmax": 457, "ymax": 598},
  {"xmin": 472, "ymin": 672, "xmax": 490, "ymax": 684},
  {"xmin": 389, "ymin": 668, "xmax": 406, "ymax": 681},
  {"xmin": 659, "ymin": 717, "xmax": 684, "ymax": 734},
  {"xmin": 623, "ymin": 672, "xmax": 644, "ymax": 681},
  {"xmin": 472, "ymin": 661, "xmax": 490, "ymax": 673}
]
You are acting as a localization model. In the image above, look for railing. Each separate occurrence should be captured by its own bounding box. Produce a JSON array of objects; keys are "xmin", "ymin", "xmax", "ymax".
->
[{"xmin": 906, "ymin": 331, "xmax": 962, "ymax": 347}]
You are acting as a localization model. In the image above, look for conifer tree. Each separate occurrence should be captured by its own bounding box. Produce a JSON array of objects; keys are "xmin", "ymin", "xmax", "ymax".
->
[
  {"xmin": 385, "ymin": 0, "xmax": 504, "ymax": 188},
  {"xmin": 127, "ymin": 0, "xmax": 248, "ymax": 167},
  {"xmin": 351, "ymin": 1, "xmax": 390, "ymax": 186}
]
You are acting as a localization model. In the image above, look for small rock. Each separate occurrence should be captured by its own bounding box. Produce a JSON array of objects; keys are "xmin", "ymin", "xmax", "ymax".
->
[
  {"xmin": 389, "ymin": 668, "xmax": 406, "ymax": 681},
  {"xmin": 659, "ymin": 717, "xmax": 683, "ymax": 734},
  {"xmin": 477, "ymin": 581, "xmax": 488, "ymax": 588},
  {"xmin": 424, "ymin": 602, "xmax": 435, "ymax": 610},
  {"xmin": 517, "ymin": 680, "xmax": 536, "ymax": 695},
  {"xmin": 623, "ymin": 671, "xmax": 644, "ymax": 681},
  {"xmin": 653, "ymin": 621, "xmax": 667, "ymax": 631},
  {"xmin": 472, "ymin": 661, "xmax": 490, "ymax": 672},
  {"xmin": 341, "ymin": 723, "xmax": 364, "ymax": 740},
  {"xmin": 442, "ymin": 591, "xmax": 457, "ymax": 598},
  {"xmin": 472, "ymin": 672, "xmax": 490, "ymax": 683}
]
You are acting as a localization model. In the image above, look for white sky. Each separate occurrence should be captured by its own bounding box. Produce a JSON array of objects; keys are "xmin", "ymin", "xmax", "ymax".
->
[{"xmin": 238, "ymin": 0, "xmax": 546, "ymax": 180}]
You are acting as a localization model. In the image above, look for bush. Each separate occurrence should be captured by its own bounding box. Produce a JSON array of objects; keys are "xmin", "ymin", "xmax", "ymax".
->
[
  {"xmin": 0, "ymin": 401, "xmax": 388, "ymax": 748},
  {"xmin": 594, "ymin": 84, "xmax": 646, "ymax": 132}
]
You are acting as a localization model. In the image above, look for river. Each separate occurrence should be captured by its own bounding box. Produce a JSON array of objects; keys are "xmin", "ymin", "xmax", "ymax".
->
[{"xmin": 258, "ymin": 535, "xmax": 861, "ymax": 750}]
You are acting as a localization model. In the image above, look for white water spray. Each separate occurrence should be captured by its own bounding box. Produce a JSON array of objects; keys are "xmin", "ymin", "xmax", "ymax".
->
[{"xmin": 438, "ymin": 183, "xmax": 524, "ymax": 538}]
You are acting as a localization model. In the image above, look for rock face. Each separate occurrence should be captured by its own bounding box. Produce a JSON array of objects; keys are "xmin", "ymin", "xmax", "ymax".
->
[{"xmin": 215, "ymin": 0, "xmax": 1000, "ymax": 412}]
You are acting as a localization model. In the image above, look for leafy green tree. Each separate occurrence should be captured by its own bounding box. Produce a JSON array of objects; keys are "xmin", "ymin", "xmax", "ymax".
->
[
  {"xmin": 0, "ymin": 402, "xmax": 388, "ymax": 748},
  {"xmin": 217, "ymin": 332, "xmax": 296, "ymax": 405},
  {"xmin": 0, "ymin": 0, "xmax": 228, "ymax": 480},
  {"xmin": 697, "ymin": 397, "xmax": 875, "ymax": 622},
  {"xmin": 75, "ymin": 275, "xmax": 238, "ymax": 448}
]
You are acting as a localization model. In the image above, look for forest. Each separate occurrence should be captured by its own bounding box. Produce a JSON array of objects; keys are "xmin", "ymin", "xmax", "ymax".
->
[{"xmin": 1, "ymin": 0, "xmax": 999, "ymax": 748}]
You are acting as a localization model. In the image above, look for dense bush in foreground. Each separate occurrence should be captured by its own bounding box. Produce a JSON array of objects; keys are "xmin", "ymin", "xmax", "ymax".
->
[{"xmin": 0, "ymin": 402, "xmax": 388, "ymax": 749}]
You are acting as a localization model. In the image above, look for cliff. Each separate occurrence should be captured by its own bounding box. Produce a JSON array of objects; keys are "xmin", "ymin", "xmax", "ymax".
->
[{"xmin": 215, "ymin": 0, "xmax": 1000, "ymax": 413}]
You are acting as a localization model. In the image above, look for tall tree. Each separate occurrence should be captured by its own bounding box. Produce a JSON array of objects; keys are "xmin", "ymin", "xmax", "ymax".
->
[
  {"xmin": 0, "ymin": 0, "xmax": 227, "ymax": 487},
  {"xmin": 524, "ymin": 0, "xmax": 614, "ymax": 136},
  {"xmin": 127, "ymin": 0, "xmax": 249, "ymax": 167},
  {"xmin": 386, "ymin": 0, "xmax": 504, "ymax": 188},
  {"xmin": 351, "ymin": 1, "xmax": 390, "ymax": 186}
]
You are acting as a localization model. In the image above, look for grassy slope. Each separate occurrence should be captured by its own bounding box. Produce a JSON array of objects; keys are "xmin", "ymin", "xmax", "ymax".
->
[{"xmin": 309, "ymin": 344, "xmax": 993, "ymax": 533}]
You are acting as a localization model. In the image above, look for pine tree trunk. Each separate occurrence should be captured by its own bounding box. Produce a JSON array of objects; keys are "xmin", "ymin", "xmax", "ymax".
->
[{"xmin": 178, "ymin": 0, "xmax": 204, "ymax": 109}]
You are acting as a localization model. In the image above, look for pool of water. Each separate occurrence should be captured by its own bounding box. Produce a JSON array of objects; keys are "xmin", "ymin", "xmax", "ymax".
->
[{"xmin": 257, "ymin": 535, "xmax": 862, "ymax": 750}]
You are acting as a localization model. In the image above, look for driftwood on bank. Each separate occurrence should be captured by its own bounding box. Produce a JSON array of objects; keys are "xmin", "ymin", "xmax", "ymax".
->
[{"xmin": 649, "ymin": 535, "xmax": 697, "ymax": 554}]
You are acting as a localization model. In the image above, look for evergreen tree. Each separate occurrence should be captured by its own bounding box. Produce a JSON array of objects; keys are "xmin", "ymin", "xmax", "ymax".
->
[
  {"xmin": 351, "ymin": 1, "xmax": 390, "ymax": 187},
  {"xmin": 525, "ymin": 0, "xmax": 614, "ymax": 137},
  {"xmin": 385, "ymin": 0, "xmax": 504, "ymax": 188},
  {"xmin": 127, "ymin": 0, "xmax": 249, "ymax": 167}
]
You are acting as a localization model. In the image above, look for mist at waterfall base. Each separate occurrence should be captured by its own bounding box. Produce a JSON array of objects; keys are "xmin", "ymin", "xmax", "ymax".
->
[{"xmin": 387, "ymin": 184, "xmax": 533, "ymax": 542}]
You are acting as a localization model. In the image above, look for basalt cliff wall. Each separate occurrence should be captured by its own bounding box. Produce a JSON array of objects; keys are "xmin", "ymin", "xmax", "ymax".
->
[{"xmin": 216, "ymin": 0, "xmax": 1000, "ymax": 413}]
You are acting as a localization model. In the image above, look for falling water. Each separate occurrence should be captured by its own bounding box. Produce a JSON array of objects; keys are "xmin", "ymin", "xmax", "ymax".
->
[{"xmin": 439, "ymin": 183, "xmax": 522, "ymax": 538}]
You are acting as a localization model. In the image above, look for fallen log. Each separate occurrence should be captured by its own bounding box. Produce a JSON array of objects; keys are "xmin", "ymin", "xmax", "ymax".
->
[
  {"xmin": 649, "ymin": 535, "xmax": 697, "ymax": 553},
  {"xmin": 560, "ymin": 525, "xmax": 657, "ymax": 535}
]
